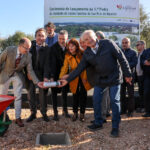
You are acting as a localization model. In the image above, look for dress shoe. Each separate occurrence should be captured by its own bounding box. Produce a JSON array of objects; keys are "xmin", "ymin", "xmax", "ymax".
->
[
  {"xmin": 43, "ymin": 114, "xmax": 49, "ymax": 122},
  {"xmin": 79, "ymin": 113, "xmax": 85, "ymax": 122},
  {"xmin": 142, "ymin": 113, "xmax": 150, "ymax": 117},
  {"xmin": 53, "ymin": 114, "xmax": 59, "ymax": 121},
  {"xmin": 90, "ymin": 120, "xmax": 94, "ymax": 124},
  {"xmin": 72, "ymin": 113, "xmax": 78, "ymax": 121},
  {"xmin": 62, "ymin": 111, "xmax": 71, "ymax": 118},
  {"xmin": 136, "ymin": 108, "xmax": 142, "ymax": 113},
  {"xmin": 106, "ymin": 113, "xmax": 111, "ymax": 117},
  {"xmin": 103, "ymin": 119, "xmax": 107, "ymax": 123},
  {"xmin": 90, "ymin": 119, "xmax": 107, "ymax": 124},
  {"xmin": 110, "ymin": 128, "xmax": 119, "ymax": 138},
  {"xmin": 87, "ymin": 124, "xmax": 103, "ymax": 131},
  {"xmin": 26, "ymin": 114, "xmax": 36, "ymax": 122},
  {"xmin": 15, "ymin": 118, "xmax": 24, "ymax": 127},
  {"xmin": 141, "ymin": 108, "xmax": 145, "ymax": 113}
]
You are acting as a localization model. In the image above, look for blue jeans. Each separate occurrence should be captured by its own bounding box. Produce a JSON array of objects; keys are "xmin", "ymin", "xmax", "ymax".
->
[{"xmin": 93, "ymin": 84, "xmax": 121, "ymax": 129}]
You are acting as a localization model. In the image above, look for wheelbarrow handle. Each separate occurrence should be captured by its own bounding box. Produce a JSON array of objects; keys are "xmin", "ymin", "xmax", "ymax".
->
[{"xmin": 2, "ymin": 110, "xmax": 6, "ymax": 122}]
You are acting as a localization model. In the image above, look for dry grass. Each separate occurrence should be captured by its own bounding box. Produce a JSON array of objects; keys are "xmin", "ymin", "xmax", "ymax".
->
[{"xmin": 0, "ymin": 107, "xmax": 150, "ymax": 150}]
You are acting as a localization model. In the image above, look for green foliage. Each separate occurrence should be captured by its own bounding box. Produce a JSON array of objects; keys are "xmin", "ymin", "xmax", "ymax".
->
[
  {"xmin": 127, "ymin": 35, "xmax": 138, "ymax": 50},
  {"xmin": 109, "ymin": 35, "xmax": 118, "ymax": 41},
  {"xmin": 55, "ymin": 24, "xmax": 136, "ymax": 39},
  {"xmin": 140, "ymin": 5, "xmax": 150, "ymax": 48},
  {"xmin": 0, "ymin": 31, "xmax": 34, "ymax": 52}
]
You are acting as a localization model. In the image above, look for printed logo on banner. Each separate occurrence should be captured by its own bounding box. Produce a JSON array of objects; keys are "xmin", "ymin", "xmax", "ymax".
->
[
  {"xmin": 117, "ymin": 5, "xmax": 136, "ymax": 11},
  {"xmin": 117, "ymin": 5, "xmax": 122, "ymax": 9}
]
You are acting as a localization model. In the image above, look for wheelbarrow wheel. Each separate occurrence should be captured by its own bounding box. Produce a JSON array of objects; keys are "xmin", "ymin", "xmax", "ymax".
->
[{"xmin": 0, "ymin": 113, "xmax": 10, "ymax": 137}]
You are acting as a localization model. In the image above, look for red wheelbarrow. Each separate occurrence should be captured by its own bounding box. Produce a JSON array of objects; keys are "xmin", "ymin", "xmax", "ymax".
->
[{"xmin": 0, "ymin": 95, "xmax": 15, "ymax": 136}]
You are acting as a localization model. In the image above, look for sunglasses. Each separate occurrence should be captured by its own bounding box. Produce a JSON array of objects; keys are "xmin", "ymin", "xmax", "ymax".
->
[
  {"xmin": 22, "ymin": 45, "xmax": 29, "ymax": 50},
  {"xmin": 136, "ymin": 44, "xmax": 141, "ymax": 47}
]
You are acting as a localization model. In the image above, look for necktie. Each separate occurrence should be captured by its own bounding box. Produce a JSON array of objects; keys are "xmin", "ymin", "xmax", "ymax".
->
[
  {"xmin": 15, "ymin": 54, "xmax": 22, "ymax": 68},
  {"xmin": 36, "ymin": 45, "xmax": 41, "ymax": 52}
]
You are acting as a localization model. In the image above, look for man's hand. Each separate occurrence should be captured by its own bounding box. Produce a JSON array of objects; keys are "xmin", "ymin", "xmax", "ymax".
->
[
  {"xmin": 44, "ymin": 78, "xmax": 49, "ymax": 82},
  {"xmin": 50, "ymin": 78, "xmax": 54, "ymax": 82},
  {"xmin": 37, "ymin": 82, "xmax": 48, "ymax": 89},
  {"xmin": 144, "ymin": 60, "xmax": 150, "ymax": 66},
  {"xmin": 44, "ymin": 78, "xmax": 54, "ymax": 82},
  {"xmin": 58, "ymin": 79, "xmax": 68, "ymax": 87},
  {"xmin": 27, "ymin": 73, "xmax": 32, "ymax": 80},
  {"xmin": 125, "ymin": 77, "xmax": 132, "ymax": 85}
]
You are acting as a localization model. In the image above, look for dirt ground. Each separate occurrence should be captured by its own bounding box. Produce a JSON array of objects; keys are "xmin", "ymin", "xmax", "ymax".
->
[{"xmin": 0, "ymin": 107, "xmax": 150, "ymax": 150}]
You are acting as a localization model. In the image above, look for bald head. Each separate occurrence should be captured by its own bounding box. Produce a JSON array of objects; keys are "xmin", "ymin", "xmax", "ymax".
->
[
  {"xmin": 18, "ymin": 37, "xmax": 31, "ymax": 54},
  {"xmin": 122, "ymin": 37, "xmax": 131, "ymax": 50},
  {"xmin": 96, "ymin": 31, "xmax": 105, "ymax": 41},
  {"xmin": 19, "ymin": 37, "xmax": 31, "ymax": 47}
]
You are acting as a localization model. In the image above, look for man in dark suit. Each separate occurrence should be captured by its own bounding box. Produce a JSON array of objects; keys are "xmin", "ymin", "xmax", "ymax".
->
[
  {"xmin": 59, "ymin": 30, "xmax": 132, "ymax": 137},
  {"xmin": 136, "ymin": 40, "xmax": 146, "ymax": 112},
  {"xmin": 44, "ymin": 30, "xmax": 70, "ymax": 121},
  {"xmin": 26, "ymin": 28, "xmax": 50, "ymax": 122},
  {"xmin": 0, "ymin": 38, "xmax": 43, "ymax": 127},
  {"xmin": 140, "ymin": 47, "xmax": 150, "ymax": 117},
  {"xmin": 121, "ymin": 38, "xmax": 138, "ymax": 117}
]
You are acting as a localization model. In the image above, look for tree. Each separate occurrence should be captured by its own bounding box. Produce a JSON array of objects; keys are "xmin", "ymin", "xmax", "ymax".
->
[
  {"xmin": 109, "ymin": 35, "xmax": 118, "ymax": 41},
  {"xmin": 140, "ymin": 5, "xmax": 150, "ymax": 48},
  {"xmin": 127, "ymin": 35, "xmax": 138, "ymax": 49},
  {"xmin": 0, "ymin": 31, "xmax": 34, "ymax": 51}
]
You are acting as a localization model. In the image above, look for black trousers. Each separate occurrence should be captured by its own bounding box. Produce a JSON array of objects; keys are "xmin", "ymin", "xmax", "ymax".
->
[
  {"xmin": 51, "ymin": 84, "xmax": 69, "ymax": 115},
  {"xmin": 27, "ymin": 81, "xmax": 48, "ymax": 116},
  {"xmin": 73, "ymin": 80, "xmax": 87, "ymax": 114},
  {"xmin": 143, "ymin": 76, "xmax": 150, "ymax": 113},
  {"xmin": 137, "ymin": 75, "xmax": 144, "ymax": 108},
  {"xmin": 120, "ymin": 78, "xmax": 135, "ymax": 113}
]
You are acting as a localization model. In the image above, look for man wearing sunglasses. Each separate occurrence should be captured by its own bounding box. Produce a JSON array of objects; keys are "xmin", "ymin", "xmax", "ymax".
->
[{"xmin": 136, "ymin": 40, "xmax": 146, "ymax": 113}]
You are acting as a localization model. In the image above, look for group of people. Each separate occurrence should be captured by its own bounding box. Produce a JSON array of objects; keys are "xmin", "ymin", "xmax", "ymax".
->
[{"xmin": 0, "ymin": 22, "xmax": 150, "ymax": 138}]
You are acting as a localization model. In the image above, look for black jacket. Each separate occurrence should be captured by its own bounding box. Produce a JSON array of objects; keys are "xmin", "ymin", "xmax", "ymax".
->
[
  {"xmin": 121, "ymin": 48, "xmax": 137, "ymax": 70},
  {"xmin": 67, "ymin": 39, "xmax": 131, "ymax": 88},
  {"xmin": 141, "ymin": 48, "xmax": 150, "ymax": 76},
  {"xmin": 29, "ymin": 40, "xmax": 49, "ymax": 81},
  {"xmin": 44, "ymin": 42, "xmax": 67, "ymax": 80}
]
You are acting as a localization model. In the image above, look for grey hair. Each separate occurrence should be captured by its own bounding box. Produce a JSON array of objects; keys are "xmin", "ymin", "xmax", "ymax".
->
[
  {"xmin": 96, "ymin": 31, "xmax": 105, "ymax": 39},
  {"xmin": 122, "ymin": 37, "xmax": 131, "ymax": 43},
  {"xmin": 80, "ymin": 30, "xmax": 97, "ymax": 41},
  {"xmin": 137, "ymin": 40, "xmax": 146, "ymax": 45}
]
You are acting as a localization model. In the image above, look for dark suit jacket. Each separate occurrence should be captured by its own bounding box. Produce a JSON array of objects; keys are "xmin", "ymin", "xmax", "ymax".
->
[
  {"xmin": 29, "ymin": 40, "xmax": 49, "ymax": 81},
  {"xmin": 45, "ymin": 42, "xmax": 67, "ymax": 80},
  {"xmin": 141, "ymin": 48, "xmax": 150, "ymax": 76}
]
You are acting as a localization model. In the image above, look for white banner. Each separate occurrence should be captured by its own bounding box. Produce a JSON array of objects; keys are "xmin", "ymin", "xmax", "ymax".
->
[{"xmin": 44, "ymin": 0, "xmax": 139, "ymax": 25}]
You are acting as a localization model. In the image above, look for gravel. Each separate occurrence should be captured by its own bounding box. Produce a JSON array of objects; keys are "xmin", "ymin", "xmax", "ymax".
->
[{"xmin": 0, "ymin": 108, "xmax": 150, "ymax": 150}]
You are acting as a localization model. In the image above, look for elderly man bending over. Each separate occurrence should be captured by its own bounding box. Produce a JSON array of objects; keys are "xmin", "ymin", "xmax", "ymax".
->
[{"xmin": 59, "ymin": 30, "xmax": 132, "ymax": 137}]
